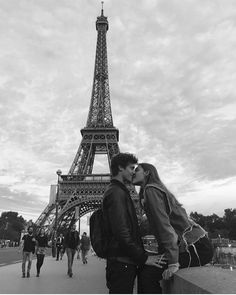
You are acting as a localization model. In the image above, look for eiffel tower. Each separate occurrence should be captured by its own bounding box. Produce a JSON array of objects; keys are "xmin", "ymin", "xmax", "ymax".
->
[{"xmin": 35, "ymin": 7, "xmax": 139, "ymax": 234}]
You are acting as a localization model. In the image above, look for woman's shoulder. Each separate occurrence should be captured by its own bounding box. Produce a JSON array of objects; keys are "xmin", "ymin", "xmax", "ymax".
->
[{"xmin": 145, "ymin": 184, "xmax": 166, "ymax": 196}]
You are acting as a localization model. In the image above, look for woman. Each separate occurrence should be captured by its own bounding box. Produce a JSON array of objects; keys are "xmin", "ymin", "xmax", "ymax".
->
[
  {"xmin": 132, "ymin": 163, "xmax": 213, "ymax": 293},
  {"xmin": 35, "ymin": 228, "xmax": 48, "ymax": 277}
]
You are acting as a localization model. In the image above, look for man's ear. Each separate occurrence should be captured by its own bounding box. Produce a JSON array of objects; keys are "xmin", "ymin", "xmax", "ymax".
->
[{"xmin": 118, "ymin": 165, "xmax": 123, "ymax": 172}]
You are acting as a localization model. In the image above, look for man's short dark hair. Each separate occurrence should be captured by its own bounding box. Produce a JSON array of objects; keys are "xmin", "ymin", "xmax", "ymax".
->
[{"xmin": 111, "ymin": 153, "xmax": 138, "ymax": 176}]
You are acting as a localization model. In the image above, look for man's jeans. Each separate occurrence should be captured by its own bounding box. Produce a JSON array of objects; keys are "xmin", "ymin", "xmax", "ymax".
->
[
  {"xmin": 137, "ymin": 236, "xmax": 213, "ymax": 294},
  {"xmin": 22, "ymin": 251, "xmax": 33, "ymax": 274},
  {"xmin": 66, "ymin": 248, "xmax": 76, "ymax": 275},
  {"xmin": 81, "ymin": 249, "xmax": 89, "ymax": 263},
  {"xmin": 106, "ymin": 259, "xmax": 137, "ymax": 294}
]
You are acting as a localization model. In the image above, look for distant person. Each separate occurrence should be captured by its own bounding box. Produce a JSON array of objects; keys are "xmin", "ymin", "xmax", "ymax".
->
[
  {"xmin": 132, "ymin": 163, "xmax": 214, "ymax": 293},
  {"xmin": 35, "ymin": 228, "xmax": 48, "ymax": 277},
  {"xmin": 80, "ymin": 232, "xmax": 91, "ymax": 264},
  {"xmin": 102, "ymin": 153, "xmax": 167, "ymax": 294},
  {"xmin": 19, "ymin": 226, "xmax": 36, "ymax": 278},
  {"xmin": 213, "ymin": 246, "xmax": 221, "ymax": 265},
  {"xmin": 56, "ymin": 233, "xmax": 64, "ymax": 261},
  {"xmin": 64, "ymin": 224, "xmax": 80, "ymax": 277}
]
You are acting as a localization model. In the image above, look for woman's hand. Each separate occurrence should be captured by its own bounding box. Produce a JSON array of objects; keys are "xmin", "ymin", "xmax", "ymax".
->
[
  {"xmin": 162, "ymin": 263, "xmax": 179, "ymax": 280},
  {"xmin": 145, "ymin": 254, "xmax": 167, "ymax": 268}
]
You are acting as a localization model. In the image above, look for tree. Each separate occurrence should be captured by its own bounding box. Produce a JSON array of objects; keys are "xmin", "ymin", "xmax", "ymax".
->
[
  {"xmin": 190, "ymin": 211, "xmax": 228, "ymax": 238},
  {"xmin": 0, "ymin": 211, "xmax": 26, "ymax": 242},
  {"xmin": 190, "ymin": 212, "xmax": 207, "ymax": 227},
  {"xmin": 223, "ymin": 209, "xmax": 236, "ymax": 227},
  {"xmin": 228, "ymin": 217, "xmax": 236, "ymax": 240}
]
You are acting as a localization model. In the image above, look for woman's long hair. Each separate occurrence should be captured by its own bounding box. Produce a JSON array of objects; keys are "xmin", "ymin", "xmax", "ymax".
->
[
  {"xmin": 39, "ymin": 227, "xmax": 45, "ymax": 236},
  {"xmin": 139, "ymin": 163, "xmax": 168, "ymax": 189},
  {"xmin": 138, "ymin": 163, "xmax": 172, "ymax": 205},
  {"xmin": 138, "ymin": 163, "xmax": 181, "ymax": 208}
]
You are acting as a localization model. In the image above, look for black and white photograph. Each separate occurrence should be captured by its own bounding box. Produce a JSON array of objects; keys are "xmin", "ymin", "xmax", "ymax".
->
[{"xmin": 0, "ymin": 0, "xmax": 236, "ymax": 293}]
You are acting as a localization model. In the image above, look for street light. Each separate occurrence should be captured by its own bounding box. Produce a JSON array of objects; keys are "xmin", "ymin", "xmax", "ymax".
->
[
  {"xmin": 52, "ymin": 169, "xmax": 62, "ymax": 258},
  {"xmin": 55, "ymin": 169, "xmax": 62, "ymax": 236},
  {"xmin": 228, "ymin": 244, "xmax": 233, "ymax": 271}
]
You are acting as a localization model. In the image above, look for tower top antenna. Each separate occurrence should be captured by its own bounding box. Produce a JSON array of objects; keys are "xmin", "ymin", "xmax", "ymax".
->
[{"xmin": 101, "ymin": 1, "xmax": 104, "ymax": 16}]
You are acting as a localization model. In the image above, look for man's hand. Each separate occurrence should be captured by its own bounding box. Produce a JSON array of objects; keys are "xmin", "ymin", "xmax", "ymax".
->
[
  {"xmin": 162, "ymin": 263, "xmax": 179, "ymax": 280},
  {"xmin": 145, "ymin": 254, "xmax": 167, "ymax": 268}
]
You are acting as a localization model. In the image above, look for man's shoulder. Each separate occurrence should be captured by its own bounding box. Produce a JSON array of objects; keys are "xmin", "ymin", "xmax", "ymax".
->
[{"xmin": 104, "ymin": 181, "xmax": 127, "ymax": 198}]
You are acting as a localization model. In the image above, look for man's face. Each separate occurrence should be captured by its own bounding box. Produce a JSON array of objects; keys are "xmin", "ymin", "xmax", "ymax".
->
[
  {"xmin": 120, "ymin": 163, "xmax": 136, "ymax": 183},
  {"xmin": 71, "ymin": 224, "xmax": 76, "ymax": 231},
  {"xmin": 28, "ymin": 227, "xmax": 33, "ymax": 235}
]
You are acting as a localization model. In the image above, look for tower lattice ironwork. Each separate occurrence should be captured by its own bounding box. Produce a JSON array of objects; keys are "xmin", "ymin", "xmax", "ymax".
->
[{"xmin": 35, "ymin": 8, "xmax": 139, "ymax": 235}]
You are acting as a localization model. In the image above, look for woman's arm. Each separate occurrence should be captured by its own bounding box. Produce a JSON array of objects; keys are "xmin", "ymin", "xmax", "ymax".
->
[
  {"xmin": 35, "ymin": 238, "xmax": 39, "ymax": 254},
  {"xmin": 144, "ymin": 187, "xmax": 179, "ymax": 265}
]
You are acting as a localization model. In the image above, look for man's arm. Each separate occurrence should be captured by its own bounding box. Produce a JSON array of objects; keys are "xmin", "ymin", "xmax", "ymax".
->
[
  {"xmin": 104, "ymin": 190, "xmax": 148, "ymax": 265},
  {"xmin": 18, "ymin": 236, "xmax": 24, "ymax": 253},
  {"xmin": 76, "ymin": 233, "xmax": 80, "ymax": 250}
]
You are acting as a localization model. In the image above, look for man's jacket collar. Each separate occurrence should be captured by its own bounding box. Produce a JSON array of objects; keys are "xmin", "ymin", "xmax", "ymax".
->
[{"xmin": 111, "ymin": 179, "xmax": 130, "ymax": 194}]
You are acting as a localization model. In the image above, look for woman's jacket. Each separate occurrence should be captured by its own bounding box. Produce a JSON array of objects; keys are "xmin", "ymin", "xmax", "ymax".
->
[
  {"xmin": 102, "ymin": 179, "xmax": 148, "ymax": 265},
  {"xmin": 64, "ymin": 230, "xmax": 80, "ymax": 250},
  {"xmin": 143, "ymin": 184, "xmax": 206, "ymax": 264}
]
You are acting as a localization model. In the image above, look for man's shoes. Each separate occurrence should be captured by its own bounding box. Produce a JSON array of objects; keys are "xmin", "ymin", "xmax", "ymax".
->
[
  {"xmin": 69, "ymin": 272, "xmax": 73, "ymax": 278},
  {"xmin": 56, "ymin": 259, "xmax": 59, "ymax": 261},
  {"xmin": 36, "ymin": 272, "xmax": 40, "ymax": 277},
  {"xmin": 22, "ymin": 273, "xmax": 25, "ymax": 278},
  {"xmin": 26, "ymin": 272, "xmax": 30, "ymax": 278}
]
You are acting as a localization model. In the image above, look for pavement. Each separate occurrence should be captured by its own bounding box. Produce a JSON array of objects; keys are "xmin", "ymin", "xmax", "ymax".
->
[{"xmin": 0, "ymin": 254, "xmax": 107, "ymax": 294}]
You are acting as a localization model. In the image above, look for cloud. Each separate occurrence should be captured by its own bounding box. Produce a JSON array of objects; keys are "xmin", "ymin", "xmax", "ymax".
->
[
  {"xmin": 0, "ymin": 0, "xmax": 235, "ymax": 222},
  {"xmin": 180, "ymin": 176, "xmax": 236, "ymax": 216}
]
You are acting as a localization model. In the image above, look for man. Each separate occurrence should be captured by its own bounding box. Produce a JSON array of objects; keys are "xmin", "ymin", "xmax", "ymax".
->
[
  {"xmin": 102, "ymin": 153, "xmax": 165, "ymax": 293},
  {"xmin": 80, "ymin": 232, "xmax": 91, "ymax": 264},
  {"xmin": 64, "ymin": 224, "xmax": 80, "ymax": 277},
  {"xmin": 56, "ymin": 233, "xmax": 64, "ymax": 261},
  {"xmin": 19, "ymin": 226, "xmax": 36, "ymax": 278}
]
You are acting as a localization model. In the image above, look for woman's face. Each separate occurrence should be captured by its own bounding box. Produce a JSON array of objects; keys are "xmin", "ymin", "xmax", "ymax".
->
[
  {"xmin": 40, "ymin": 228, "xmax": 45, "ymax": 235},
  {"xmin": 132, "ymin": 165, "xmax": 147, "ymax": 186}
]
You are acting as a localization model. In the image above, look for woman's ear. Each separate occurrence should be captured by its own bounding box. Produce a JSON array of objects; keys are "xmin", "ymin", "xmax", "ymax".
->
[{"xmin": 144, "ymin": 170, "xmax": 150, "ymax": 177}]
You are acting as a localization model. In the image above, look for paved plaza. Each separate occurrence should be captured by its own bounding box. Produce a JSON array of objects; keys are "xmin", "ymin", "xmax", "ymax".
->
[{"xmin": 0, "ymin": 254, "xmax": 107, "ymax": 294}]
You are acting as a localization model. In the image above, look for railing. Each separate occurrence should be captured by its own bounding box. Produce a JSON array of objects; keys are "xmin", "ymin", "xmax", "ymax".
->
[
  {"xmin": 60, "ymin": 174, "xmax": 111, "ymax": 182},
  {"xmin": 213, "ymin": 245, "xmax": 236, "ymax": 270}
]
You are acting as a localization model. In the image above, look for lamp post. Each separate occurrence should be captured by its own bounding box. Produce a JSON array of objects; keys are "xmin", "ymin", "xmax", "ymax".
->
[
  {"xmin": 55, "ymin": 169, "xmax": 62, "ymax": 236},
  {"xmin": 52, "ymin": 169, "xmax": 62, "ymax": 258}
]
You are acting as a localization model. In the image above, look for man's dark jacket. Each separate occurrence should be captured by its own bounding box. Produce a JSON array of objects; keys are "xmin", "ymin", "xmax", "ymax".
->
[{"xmin": 102, "ymin": 179, "xmax": 148, "ymax": 265}]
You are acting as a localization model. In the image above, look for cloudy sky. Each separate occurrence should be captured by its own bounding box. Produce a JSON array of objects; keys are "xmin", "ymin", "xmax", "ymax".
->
[{"xmin": 0, "ymin": 0, "xmax": 236, "ymax": 231}]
